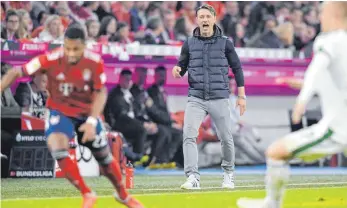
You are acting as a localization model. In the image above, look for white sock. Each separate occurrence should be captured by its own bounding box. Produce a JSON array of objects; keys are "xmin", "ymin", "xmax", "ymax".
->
[{"xmin": 265, "ymin": 159, "xmax": 290, "ymax": 207}]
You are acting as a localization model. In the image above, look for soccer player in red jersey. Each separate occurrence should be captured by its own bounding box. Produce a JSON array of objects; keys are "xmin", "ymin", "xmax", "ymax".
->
[{"xmin": 0, "ymin": 24, "xmax": 144, "ymax": 208}]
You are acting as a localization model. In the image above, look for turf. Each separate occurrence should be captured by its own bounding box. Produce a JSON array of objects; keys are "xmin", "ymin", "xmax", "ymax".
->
[{"xmin": 1, "ymin": 175, "xmax": 347, "ymax": 208}]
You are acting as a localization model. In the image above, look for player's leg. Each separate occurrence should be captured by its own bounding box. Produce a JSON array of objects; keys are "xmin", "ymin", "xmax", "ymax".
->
[
  {"xmin": 79, "ymin": 119, "xmax": 143, "ymax": 208},
  {"xmin": 237, "ymin": 124, "xmax": 345, "ymax": 208},
  {"xmin": 208, "ymin": 98, "xmax": 235, "ymax": 189},
  {"xmin": 45, "ymin": 110, "xmax": 94, "ymax": 202},
  {"xmin": 181, "ymin": 96, "xmax": 208, "ymax": 189}
]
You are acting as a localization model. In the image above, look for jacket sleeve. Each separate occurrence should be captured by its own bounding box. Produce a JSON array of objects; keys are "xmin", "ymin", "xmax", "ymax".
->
[
  {"xmin": 177, "ymin": 40, "xmax": 190, "ymax": 77},
  {"xmin": 225, "ymin": 39, "xmax": 245, "ymax": 87}
]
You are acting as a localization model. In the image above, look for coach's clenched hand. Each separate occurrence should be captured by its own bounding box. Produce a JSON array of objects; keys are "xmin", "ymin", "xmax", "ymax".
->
[
  {"xmin": 172, "ymin": 66, "xmax": 182, "ymax": 78},
  {"xmin": 79, "ymin": 123, "xmax": 96, "ymax": 143}
]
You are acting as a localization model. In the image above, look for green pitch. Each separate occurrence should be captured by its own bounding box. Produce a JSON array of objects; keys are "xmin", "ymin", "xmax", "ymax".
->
[{"xmin": 1, "ymin": 175, "xmax": 347, "ymax": 208}]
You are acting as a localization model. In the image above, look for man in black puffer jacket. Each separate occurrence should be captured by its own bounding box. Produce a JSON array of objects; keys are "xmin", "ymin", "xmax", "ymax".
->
[{"xmin": 172, "ymin": 4, "xmax": 246, "ymax": 190}]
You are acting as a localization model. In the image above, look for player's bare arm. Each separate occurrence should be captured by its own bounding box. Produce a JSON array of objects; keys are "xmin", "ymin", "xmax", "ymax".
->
[
  {"xmin": 0, "ymin": 67, "xmax": 23, "ymax": 93},
  {"xmin": 276, "ymin": 77, "xmax": 303, "ymax": 89},
  {"xmin": 80, "ymin": 86, "xmax": 108, "ymax": 144}
]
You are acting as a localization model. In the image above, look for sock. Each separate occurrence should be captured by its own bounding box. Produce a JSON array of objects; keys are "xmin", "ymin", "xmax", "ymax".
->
[
  {"xmin": 265, "ymin": 159, "xmax": 290, "ymax": 207},
  {"xmin": 101, "ymin": 159, "xmax": 129, "ymax": 200},
  {"xmin": 57, "ymin": 157, "xmax": 91, "ymax": 195}
]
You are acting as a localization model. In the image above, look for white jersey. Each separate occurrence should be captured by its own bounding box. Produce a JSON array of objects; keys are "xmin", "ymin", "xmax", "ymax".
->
[{"xmin": 297, "ymin": 30, "xmax": 347, "ymax": 144}]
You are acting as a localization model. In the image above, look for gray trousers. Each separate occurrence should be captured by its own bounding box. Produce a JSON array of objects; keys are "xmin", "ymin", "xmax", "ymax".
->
[{"xmin": 183, "ymin": 96, "xmax": 235, "ymax": 180}]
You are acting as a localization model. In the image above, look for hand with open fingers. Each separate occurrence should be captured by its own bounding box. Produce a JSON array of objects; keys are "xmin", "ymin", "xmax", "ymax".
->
[
  {"xmin": 292, "ymin": 102, "xmax": 306, "ymax": 124},
  {"xmin": 236, "ymin": 97, "xmax": 246, "ymax": 116},
  {"xmin": 79, "ymin": 122, "xmax": 96, "ymax": 143},
  {"xmin": 276, "ymin": 77, "xmax": 303, "ymax": 90},
  {"xmin": 172, "ymin": 66, "xmax": 182, "ymax": 78}
]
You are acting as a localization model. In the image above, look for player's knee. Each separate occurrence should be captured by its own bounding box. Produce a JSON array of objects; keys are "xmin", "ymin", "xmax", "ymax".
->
[
  {"xmin": 51, "ymin": 149, "xmax": 69, "ymax": 161},
  {"xmin": 93, "ymin": 149, "xmax": 113, "ymax": 166},
  {"xmin": 266, "ymin": 140, "xmax": 290, "ymax": 160}
]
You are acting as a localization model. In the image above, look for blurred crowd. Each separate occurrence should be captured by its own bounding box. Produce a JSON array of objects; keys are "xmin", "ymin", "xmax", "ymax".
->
[{"xmin": 1, "ymin": 1, "xmax": 321, "ymax": 51}]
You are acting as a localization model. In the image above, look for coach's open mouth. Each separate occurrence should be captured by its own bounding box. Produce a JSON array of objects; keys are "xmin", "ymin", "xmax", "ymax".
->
[{"xmin": 202, "ymin": 24, "xmax": 209, "ymax": 28}]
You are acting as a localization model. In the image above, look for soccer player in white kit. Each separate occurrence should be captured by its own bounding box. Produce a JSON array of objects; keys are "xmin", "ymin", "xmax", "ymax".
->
[{"xmin": 237, "ymin": 2, "xmax": 347, "ymax": 208}]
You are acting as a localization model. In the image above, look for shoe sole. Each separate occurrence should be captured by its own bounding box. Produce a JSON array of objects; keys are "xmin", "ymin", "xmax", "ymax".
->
[{"xmin": 180, "ymin": 185, "xmax": 201, "ymax": 190}]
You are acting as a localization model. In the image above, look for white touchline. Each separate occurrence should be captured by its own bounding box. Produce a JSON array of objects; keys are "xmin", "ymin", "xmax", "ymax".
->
[{"xmin": 2, "ymin": 182, "xmax": 347, "ymax": 202}]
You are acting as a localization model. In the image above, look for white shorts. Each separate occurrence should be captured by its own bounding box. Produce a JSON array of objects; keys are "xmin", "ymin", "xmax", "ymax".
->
[{"xmin": 283, "ymin": 124, "xmax": 347, "ymax": 162}]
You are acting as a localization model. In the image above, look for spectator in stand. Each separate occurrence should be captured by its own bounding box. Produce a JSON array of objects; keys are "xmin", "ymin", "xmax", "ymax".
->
[
  {"xmin": 55, "ymin": 2, "xmax": 73, "ymax": 28},
  {"xmin": 85, "ymin": 19, "xmax": 100, "ymax": 43},
  {"xmin": 95, "ymin": 2, "xmax": 114, "ymax": 22},
  {"xmin": 246, "ymin": 22, "xmax": 294, "ymax": 49},
  {"xmin": 160, "ymin": 9, "xmax": 178, "ymax": 43},
  {"xmin": 1, "ymin": 2, "xmax": 6, "ymax": 22},
  {"xmin": 38, "ymin": 15, "xmax": 64, "ymax": 43},
  {"xmin": 98, "ymin": 15, "xmax": 117, "ymax": 42},
  {"xmin": 67, "ymin": 1, "xmax": 95, "ymax": 21},
  {"xmin": 174, "ymin": 17, "xmax": 189, "ymax": 42},
  {"xmin": 160, "ymin": 1, "xmax": 177, "ymax": 12},
  {"xmin": 176, "ymin": 1, "xmax": 197, "ymax": 27},
  {"xmin": 37, "ymin": 11, "xmax": 48, "ymax": 27},
  {"xmin": 17, "ymin": 9, "xmax": 32, "ymax": 40},
  {"xmin": 1, "ymin": 10, "xmax": 19, "ymax": 40},
  {"xmin": 147, "ymin": 66, "xmax": 183, "ymax": 167},
  {"xmin": 275, "ymin": 3, "xmax": 291, "ymax": 25},
  {"xmin": 112, "ymin": 2, "xmax": 134, "ymax": 25},
  {"xmin": 15, "ymin": 73, "xmax": 48, "ymax": 119},
  {"xmin": 263, "ymin": 15, "xmax": 277, "ymax": 32},
  {"xmin": 230, "ymin": 22, "xmax": 246, "ymax": 47},
  {"xmin": 145, "ymin": 2, "xmax": 161, "ymax": 19},
  {"xmin": 130, "ymin": 1, "xmax": 149, "ymax": 32},
  {"xmin": 246, "ymin": 2, "xmax": 276, "ymax": 38},
  {"xmin": 111, "ymin": 22, "xmax": 132, "ymax": 44},
  {"xmin": 82, "ymin": 2, "xmax": 99, "ymax": 20},
  {"xmin": 140, "ymin": 16, "xmax": 165, "ymax": 44},
  {"xmin": 303, "ymin": 7, "xmax": 320, "ymax": 33},
  {"xmin": 30, "ymin": 11, "xmax": 49, "ymax": 38},
  {"xmin": 290, "ymin": 8, "xmax": 303, "ymax": 27},
  {"xmin": 221, "ymin": 1, "xmax": 240, "ymax": 38}
]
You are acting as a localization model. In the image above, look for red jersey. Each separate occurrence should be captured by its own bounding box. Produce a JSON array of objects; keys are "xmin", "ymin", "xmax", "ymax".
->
[{"xmin": 22, "ymin": 47, "xmax": 106, "ymax": 118}]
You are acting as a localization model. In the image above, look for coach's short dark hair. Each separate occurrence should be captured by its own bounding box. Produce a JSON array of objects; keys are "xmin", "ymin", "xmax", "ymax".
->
[
  {"xmin": 64, "ymin": 24, "xmax": 86, "ymax": 42},
  {"xmin": 196, "ymin": 4, "xmax": 216, "ymax": 17},
  {"xmin": 120, "ymin": 69, "xmax": 132, "ymax": 76}
]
